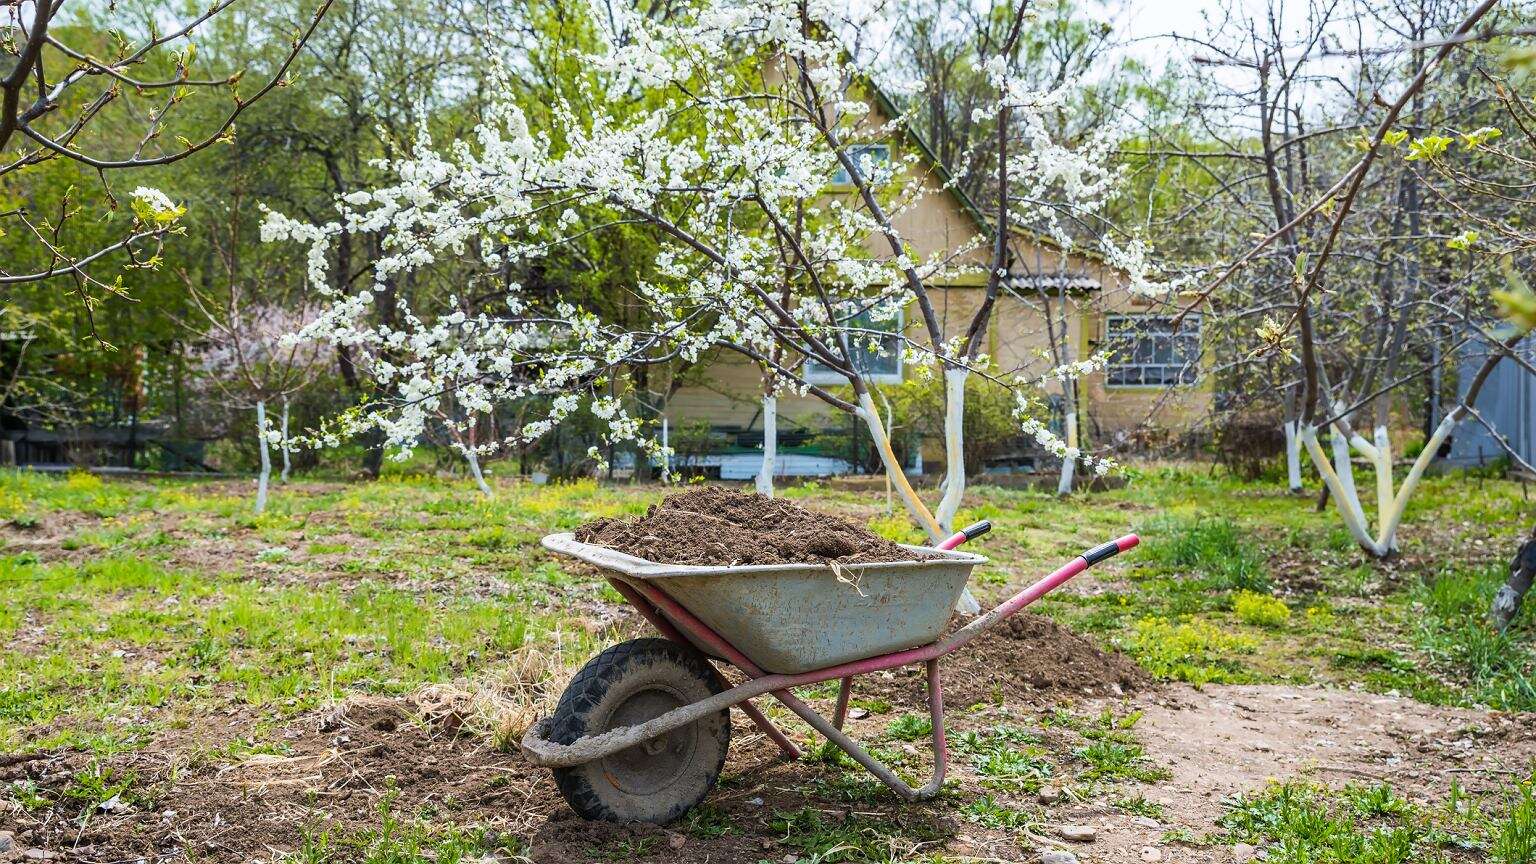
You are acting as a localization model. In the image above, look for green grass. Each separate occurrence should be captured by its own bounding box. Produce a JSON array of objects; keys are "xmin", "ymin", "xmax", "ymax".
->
[
  {"xmin": 1, "ymin": 464, "xmax": 1532, "ymax": 769},
  {"xmin": 292, "ymin": 796, "xmax": 517, "ymax": 864},
  {"xmin": 1140, "ymin": 516, "xmax": 1270, "ymax": 592},
  {"xmin": 770, "ymin": 806, "xmax": 949, "ymax": 863},
  {"xmin": 1216, "ymin": 779, "xmax": 1536, "ymax": 864}
]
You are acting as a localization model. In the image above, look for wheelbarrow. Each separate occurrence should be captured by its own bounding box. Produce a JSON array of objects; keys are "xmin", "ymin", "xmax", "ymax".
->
[{"xmin": 523, "ymin": 520, "xmax": 1139, "ymax": 824}]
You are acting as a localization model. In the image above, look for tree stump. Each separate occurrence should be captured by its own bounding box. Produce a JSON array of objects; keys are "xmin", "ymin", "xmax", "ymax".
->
[{"xmin": 1490, "ymin": 525, "xmax": 1536, "ymax": 632}]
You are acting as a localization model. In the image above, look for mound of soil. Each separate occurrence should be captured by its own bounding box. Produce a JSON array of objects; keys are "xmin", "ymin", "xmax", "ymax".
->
[
  {"xmin": 574, "ymin": 486, "xmax": 928, "ymax": 566},
  {"xmin": 0, "ymin": 696, "xmax": 553, "ymax": 864},
  {"xmin": 867, "ymin": 612, "xmax": 1148, "ymax": 706}
]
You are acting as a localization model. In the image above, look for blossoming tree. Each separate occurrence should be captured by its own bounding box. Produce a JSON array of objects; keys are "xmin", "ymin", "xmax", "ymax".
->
[{"xmin": 262, "ymin": 0, "xmax": 1172, "ymax": 587}]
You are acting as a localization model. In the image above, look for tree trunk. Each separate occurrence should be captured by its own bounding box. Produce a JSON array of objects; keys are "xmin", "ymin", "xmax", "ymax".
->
[
  {"xmin": 934, "ymin": 368, "xmax": 968, "ymax": 532},
  {"xmin": 1491, "ymin": 525, "xmax": 1536, "ymax": 632},
  {"xmin": 255, "ymin": 401, "xmax": 271, "ymax": 515},
  {"xmin": 464, "ymin": 444, "xmax": 492, "ymax": 497},
  {"xmin": 855, "ymin": 391, "xmax": 941, "ymax": 542},
  {"xmin": 279, "ymin": 397, "xmax": 292, "ymax": 483},
  {"xmin": 1057, "ymin": 402, "xmax": 1078, "ymax": 496},
  {"xmin": 1284, "ymin": 420, "xmax": 1303, "ymax": 492},
  {"xmin": 1330, "ymin": 426, "xmax": 1367, "ymax": 529},
  {"xmin": 755, "ymin": 395, "xmax": 777, "ymax": 497}
]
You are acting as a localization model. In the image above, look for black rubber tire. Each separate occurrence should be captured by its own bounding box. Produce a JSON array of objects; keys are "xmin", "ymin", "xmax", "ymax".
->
[{"xmin": 549, "ymin": 638, "xmax": 730, "ymax": 824}]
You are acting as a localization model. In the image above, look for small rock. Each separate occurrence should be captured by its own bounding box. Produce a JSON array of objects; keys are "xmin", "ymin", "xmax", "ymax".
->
[
  {"xmin": 782, "ymin": 856, "xmax": 797, "ymax": 864},
  {"xmin": 1134, "ymin": 816, "xmax": 1161, "ymax": 828},
  {"xmin": 0, "ymin": 833, "xmax": 13, "ymax": 855},
  {"xmin": 23, "ymin": 850, "xmax": 55, "ymax": 861},
  {"xmin": 1232, "ymin": 842, "xmax": 1257, "ymax": 862},
  {"xmin": 1141, "ymin": 847, "xmax": 1163, "ymax": 862},
  {"xmin": 747, "ymin": 796, "xmax": 765, "ymax": 806},
  {"xmin": 1038, "ymin": 785, "xmax": 1063, "ymax": 804},
  {"xmin": 848, "ymin": 707, "xmax": 870, "ymax": 720},
  {"xmin": 1057, "ymin": 825, "xmax": 1097, "ymax": 843},
  {"xmin": 1038, "ymin": 851, "xmax": 1079, "ymax": 864},
  {"xmin": 668, "ymin": 834, "xmax": 686, "ymax": 850}
]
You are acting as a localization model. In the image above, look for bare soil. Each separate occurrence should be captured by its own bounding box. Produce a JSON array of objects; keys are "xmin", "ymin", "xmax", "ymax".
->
[
  {"xmin": 7, "ymin": 682, "xmax": 1532, "ymax": 864},
  {"xmin": 574, "ymin": 487, "xmax": 930, "ymax": 566},
  {"xmin": 861, "ymin": 613, "xmax": 1150, "ymax": 708}
]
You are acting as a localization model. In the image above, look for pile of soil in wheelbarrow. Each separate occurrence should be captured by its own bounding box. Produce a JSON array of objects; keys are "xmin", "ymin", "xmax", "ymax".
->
[{"xmin": 574, "ymin": 486, "xmax": 931, "ymax": 566}]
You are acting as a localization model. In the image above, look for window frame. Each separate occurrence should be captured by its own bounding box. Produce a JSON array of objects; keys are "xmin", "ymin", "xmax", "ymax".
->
[
  {"xmin": 804, "ymin": 307, "xmax": 904, "ymax": 385},
  {"xmin": 830, "ymin": 143, "xmax": 892, "ymax": 187},
  {"xmin": 1102, "ymin": 313, "xmax": 1202, "ymax": 389}
]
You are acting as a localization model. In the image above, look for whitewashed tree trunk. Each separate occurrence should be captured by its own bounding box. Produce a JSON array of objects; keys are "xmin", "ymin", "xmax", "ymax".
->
[
  {"xmin": 1300, "ymin": 425, "xmax": 1375, "ymax": 551},
  {"xmin": 1330, "ymin": 425, "xmax": 1368, "ymax": 530},
  {"xmin": 934, "ymin": 368, "xmax": 968, "ymax": 533},
  {"xmin": 254, "ymin": 400, "xmax": 271, "ymax": 515},
  {"xmin": 755, "ymin": 395, "xmax": 777, "ymax": 497},
  {"xmin": 1283, "ymin": 420, "xmax": 1303, "ymax": 492},
  {"xmin": 1057, "ymin": 409, "xmax": 1078, "ymax": 496},
  {"xmin": 1301, "ymin": 413, "xmax": 1458, "ymax": 557},
  {"xmin": 661, "ymin": 416, "xmax": 671, "ymax": 484},
  {"xmin": 856, "ymin": 391, "xmax": 942, "ymax": 542},
  {"xmin": 279, "ymin": 396, "xmax": 292, "ymax": 483},
  {"xmin": 1374, "ymin": 413, "xmax": 1457, "ymax": 551},
  {"xmin": 463, "ymin": 444, "xmax": 492, "ymax": 497}
]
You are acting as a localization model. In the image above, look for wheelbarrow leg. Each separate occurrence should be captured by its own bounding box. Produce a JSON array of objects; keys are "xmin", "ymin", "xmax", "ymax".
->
[
  {"xmin": 732, "ymin": 686, "xmax": 802, "ymax": 759},
  {"xmin": 608, "ymin": 577, "xmax": 801, "ymax": 759},
  {"xmin": 832, "ymin": 677, "xmax": 853, "ymax": 730},
  {"xmin": 768, "ymin": 662, "xmax": 947, "ymax": 802}
]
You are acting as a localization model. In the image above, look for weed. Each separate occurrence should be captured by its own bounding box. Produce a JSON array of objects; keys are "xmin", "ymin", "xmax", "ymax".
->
[
  {"xmin": 960, "ymin": 795, "xmax": 1036, "ymax": 830},
  {"xmin": 1124, "ymin": 617, "xmax": 1257, "ymax": 685},
  {"xmin": 887, "ymin": 713, "xmax": 933, "ymax": 741},
  {"xmin": 1218, "ymin": 782, "xmax": 1466, "ymax": 864},
  {"xmin": 1116, "ymin": 794, "xmax": 1166, "ymax": 819},
  {"xmin": 851, "ymin": 697, "xmax": 893, "ymax": 715},
  {"xmin": 1233, "ymin": 592, "xmax": 1291, "ymax": 628},
  {"xmin": 1074, "ymin": 739, "xmax": 1169, "ymax": 783},
  {"xmin": 1496, "ymin": 781, "xmax": 1536, "ymax": 864},
  {"xmin": 5, "ymin": 779, "xmax": 51, "ymax": 810},
  {"xmin": 771, "ymin": 807, "xmax": 948, "ymax": 863}
]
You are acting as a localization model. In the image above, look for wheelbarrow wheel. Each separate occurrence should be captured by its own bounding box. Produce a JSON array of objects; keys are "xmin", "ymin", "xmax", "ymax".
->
[{"xmin": 549, "ymin": 637, "xmax": 730, "ymax": 824}]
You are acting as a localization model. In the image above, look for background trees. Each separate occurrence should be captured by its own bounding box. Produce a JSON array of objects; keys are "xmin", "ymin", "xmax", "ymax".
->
[{"xmin": 2, "ymin": 0, "xmax": 1532, "ymax": 577}]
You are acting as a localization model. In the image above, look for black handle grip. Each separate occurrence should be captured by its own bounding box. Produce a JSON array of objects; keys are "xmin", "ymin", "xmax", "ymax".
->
[
  {"xmin": 960, "ymin": 520, "xmax": 992, "ymax": 540},
  {"xmin": 1082, "ymin": 541, "xmax": 1121, "ymax": 565}
]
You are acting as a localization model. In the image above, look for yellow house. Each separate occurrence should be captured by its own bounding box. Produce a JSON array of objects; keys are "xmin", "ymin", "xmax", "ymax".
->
[{"xmin": 663, "ymin": 84, "xmax": 1211, "ymax": 479}]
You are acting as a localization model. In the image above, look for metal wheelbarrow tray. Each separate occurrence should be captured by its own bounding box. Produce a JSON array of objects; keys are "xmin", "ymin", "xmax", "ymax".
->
[
  {"xmin": 523, "ymin": 520, "xmax": 1139, "ymax": 825},
  {"xmin": 540, "ymin": 533, "xmax": 985, "ymax": 674}
]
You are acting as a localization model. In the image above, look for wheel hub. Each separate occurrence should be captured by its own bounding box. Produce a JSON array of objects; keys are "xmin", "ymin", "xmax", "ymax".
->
[{"xmin": 601, "ymin": 686, "xmax": 697, "ymax": 796}]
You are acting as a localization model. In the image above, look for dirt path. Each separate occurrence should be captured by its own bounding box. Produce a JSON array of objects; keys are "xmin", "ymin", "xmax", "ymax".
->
[
  {"xmin": 4, "ymin": 681, "xmax": 1530, "ymax": 863},
  {"xmin": 1046, "ymin": 683, "xmax": 1535, "ymax": 863}
]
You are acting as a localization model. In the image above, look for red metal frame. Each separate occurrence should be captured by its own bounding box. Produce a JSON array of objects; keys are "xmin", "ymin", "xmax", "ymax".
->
[{"xmin": 607, "ymin": 533, "xmax": 1140, "ymax": 800}]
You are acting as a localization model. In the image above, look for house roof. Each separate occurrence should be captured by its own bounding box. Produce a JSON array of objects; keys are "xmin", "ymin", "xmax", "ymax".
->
[
  {"xmin": 862, "ymin": 77, "xmax": 1118, "ymax": 278},
  {"xmin": 1007, "ymin": 273, "xmax": 1102, "ymax": 291}
]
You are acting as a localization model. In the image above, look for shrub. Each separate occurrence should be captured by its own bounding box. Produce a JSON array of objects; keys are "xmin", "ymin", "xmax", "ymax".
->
[
  {"xmin": 1213, "ymin": 413, "xmax": 1286, "ymax": 481},
  {"xmin": 1233, "ymin": 591, "xmax": 1290, "ymax": 628}
]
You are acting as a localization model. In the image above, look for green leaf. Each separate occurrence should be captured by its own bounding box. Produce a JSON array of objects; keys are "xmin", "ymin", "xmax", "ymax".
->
[
  {"xmin": 1446, "ymin": 230, "xmax": 1479, "ymax": 251},
  {"xmin": 1493, "ymin": 257, "xmax": 1536, "ymax": 336},
  {"xmin": 1459, "ymin": 126, "xmax": 1502, "ymax": 150},
  {"xmin": 1405, "ymin": 135, "xmax": 1453, "ymax": 161}
]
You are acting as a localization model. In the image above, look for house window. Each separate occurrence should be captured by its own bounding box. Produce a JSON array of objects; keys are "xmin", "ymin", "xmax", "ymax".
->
[
  {"xmin": 805, "ymin": 310, "xmax": 903, "ymax": 384},
  {"xmin": 1104, "ymin": 314, "xmax": 1201, "ymax": 387},
  {"xmin": 831, "ymin": 144, "xmax": 890, "ymax": 186}
]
